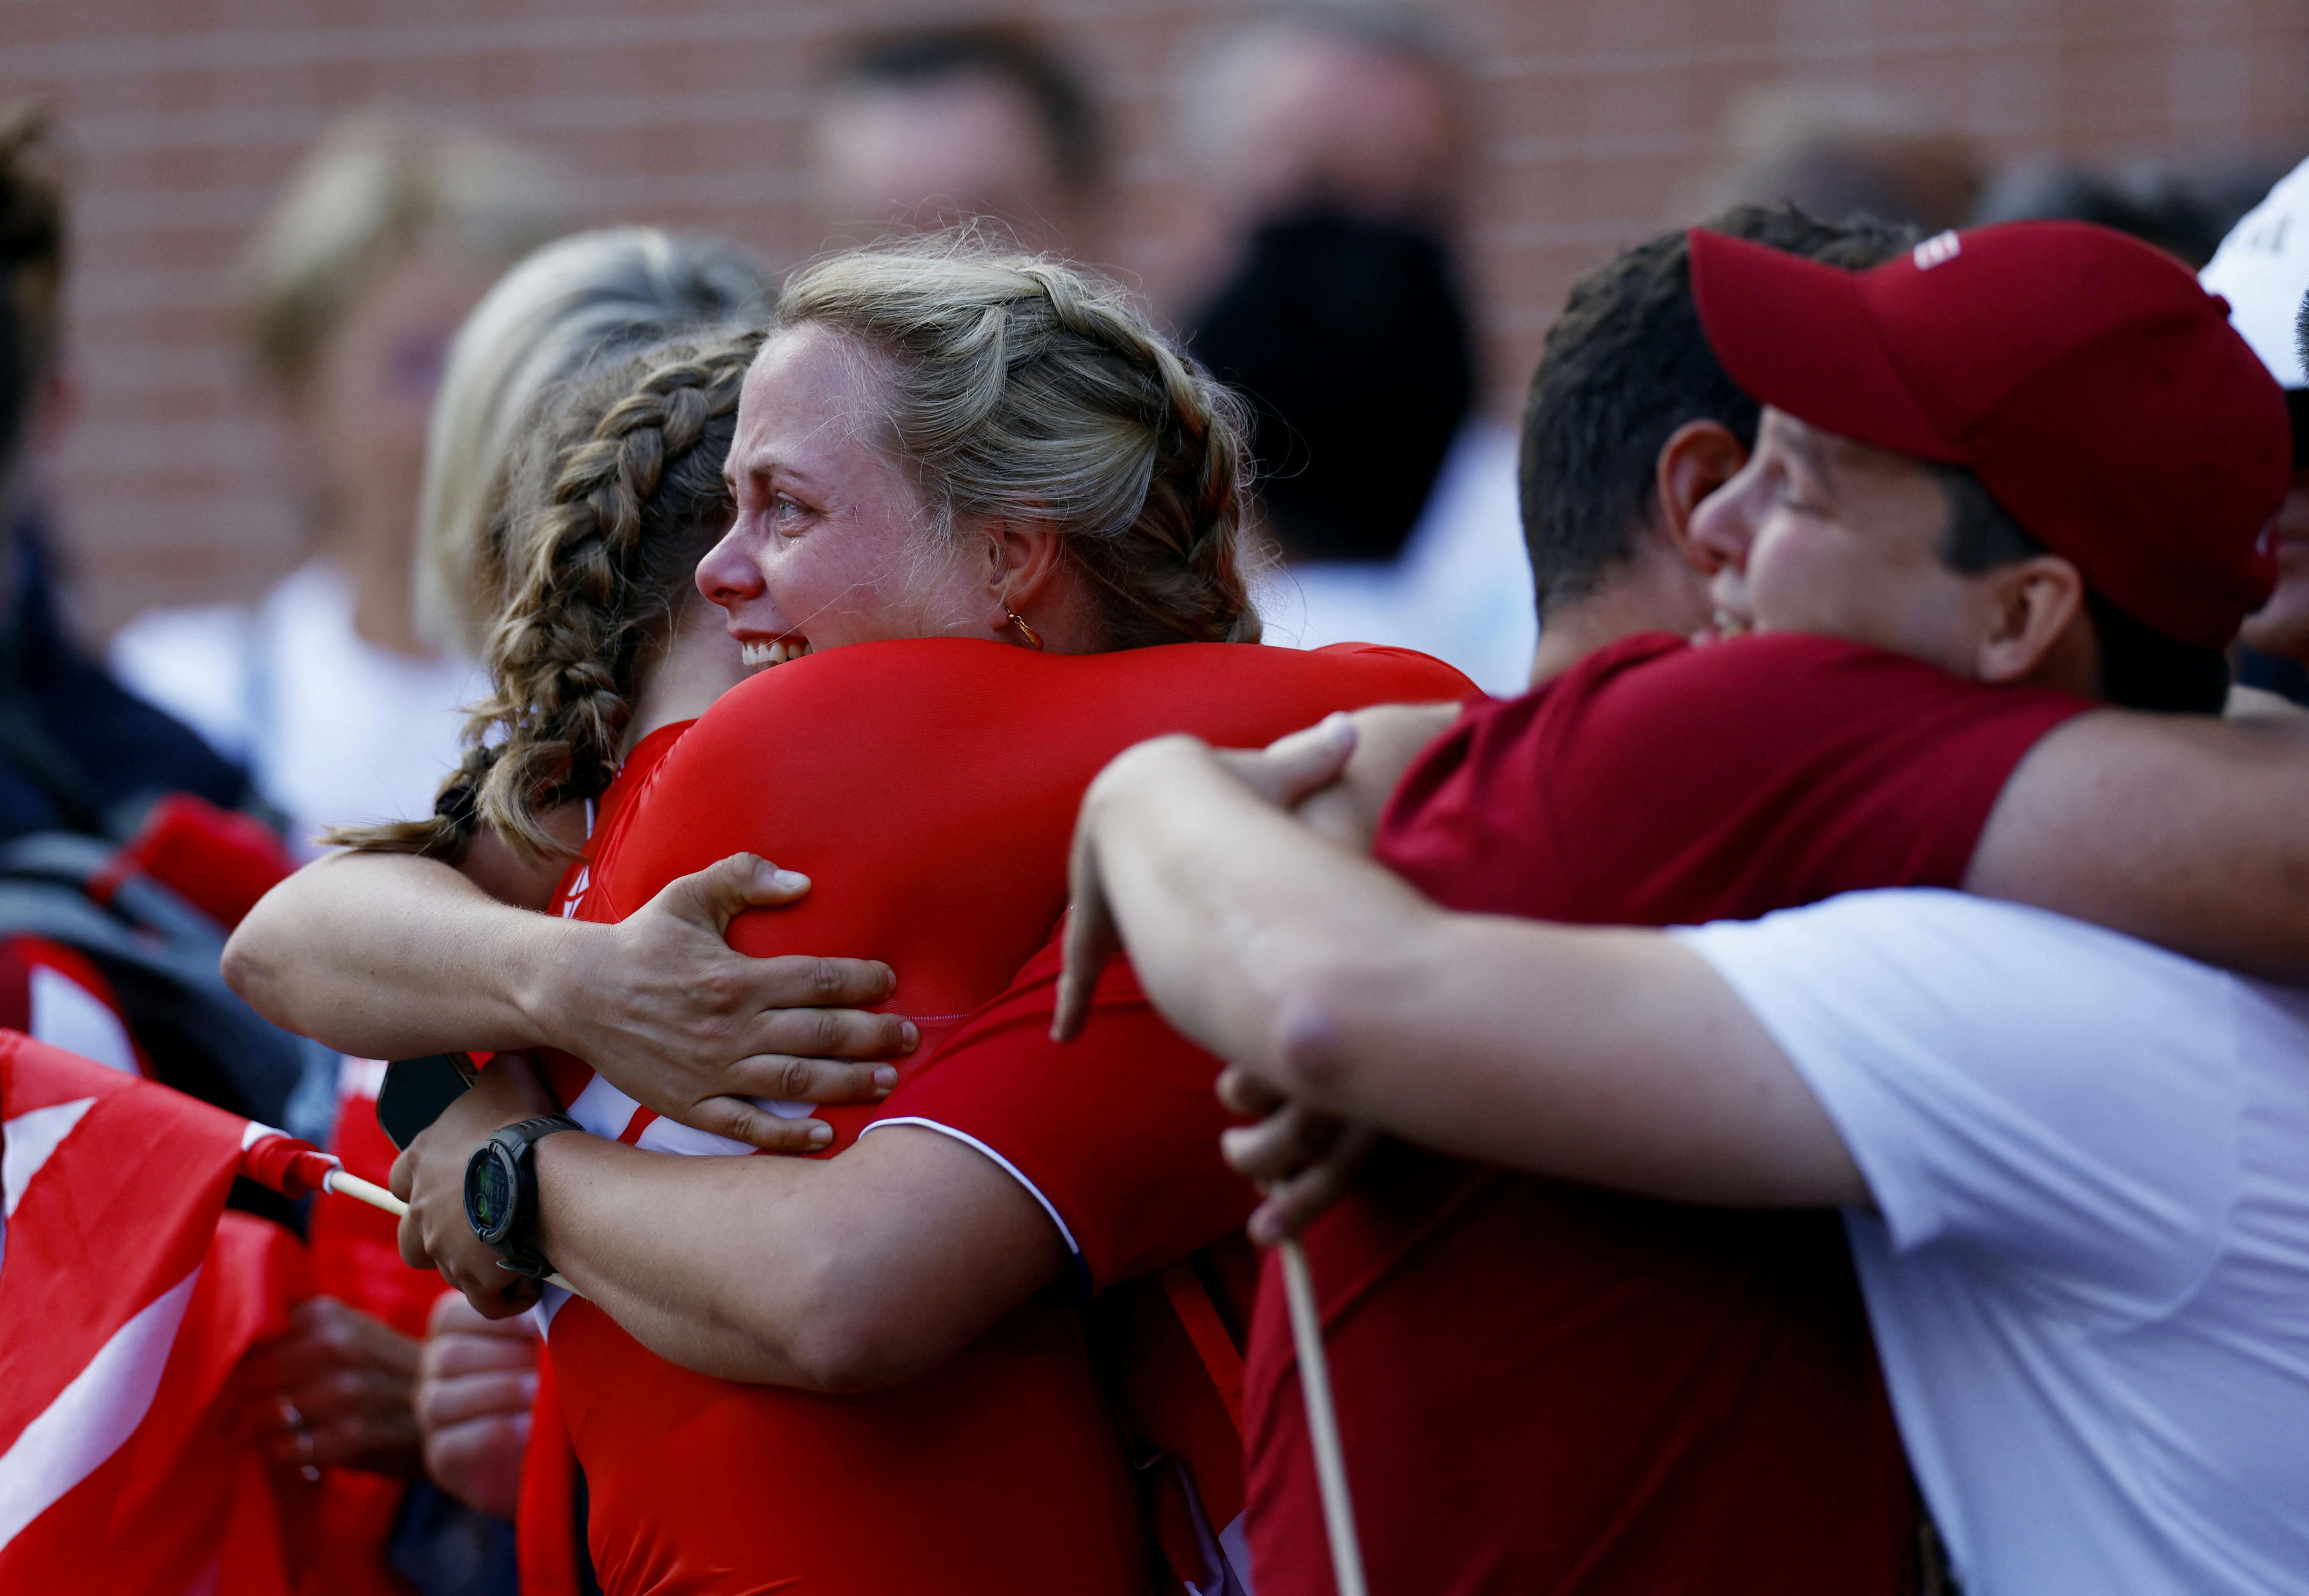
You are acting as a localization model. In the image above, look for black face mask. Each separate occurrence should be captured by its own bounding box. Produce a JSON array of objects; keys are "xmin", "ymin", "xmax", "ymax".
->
[{"xmin": 1188, "ymin": 209, "xmax": 1476, "ymax": 564}]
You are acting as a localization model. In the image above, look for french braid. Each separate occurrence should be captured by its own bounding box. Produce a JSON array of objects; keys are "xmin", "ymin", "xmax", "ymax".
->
[
  {"xmin": 330, "ymin": 325, "xmax": 762, "ymax": 860},
  {"xmin": 778, "ymin": 237, "xmax": 1260, "ymax": 648}
]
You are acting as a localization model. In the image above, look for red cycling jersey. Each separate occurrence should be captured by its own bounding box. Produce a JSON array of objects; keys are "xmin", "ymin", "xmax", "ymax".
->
[{"xmin": 538, "ymin": 637, "xmax": 1471, "ymax": 1596}]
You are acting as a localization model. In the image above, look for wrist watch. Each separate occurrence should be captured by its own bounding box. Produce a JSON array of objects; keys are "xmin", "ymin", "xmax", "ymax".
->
[{"xmin": 463, "ymin": 1115, "xmax": 582, "ymax": 1278}]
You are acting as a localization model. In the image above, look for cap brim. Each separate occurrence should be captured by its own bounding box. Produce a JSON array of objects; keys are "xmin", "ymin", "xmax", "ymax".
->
[{"xmin": 1688, "ymin": 229, "xmax": 1960, "ymax": 462}]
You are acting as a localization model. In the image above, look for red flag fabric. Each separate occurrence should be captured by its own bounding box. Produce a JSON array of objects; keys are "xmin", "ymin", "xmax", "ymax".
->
[{"xmin": 0, "ymin": 1030, "xmax": 319, "ymax": 1592}]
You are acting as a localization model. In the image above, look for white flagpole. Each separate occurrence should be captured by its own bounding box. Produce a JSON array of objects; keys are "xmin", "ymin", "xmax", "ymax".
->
[
  {"xmin": 322, "ymin": 1167, "xmax": 582, "ymax": 1297},
  {"xmin": 1280, "ymin": 1236, "xmax": 1369, "ymax": 1596}
]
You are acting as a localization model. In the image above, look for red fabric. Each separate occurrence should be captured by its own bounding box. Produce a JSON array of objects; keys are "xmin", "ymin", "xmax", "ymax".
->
[
  {"xmin": 0, "ymin": 934, "xmax": 149, "ymax": 1076},
  {"xmin": 872, "ymin": 940, "xmax": 1262, "ymax": 1589},
  {"xmin": 1243, "ymin": 631, "xmax": 2094, "ymax": 1596},
  {"xmin": 94, "ymin": 791, "xmax": 299, "ymax": 930},
  {"xmin": 0, "ymin": 1036, "xmax": 318, "ymax": 1593},
  {"xmin": 550, "ymin": 637, "xmax": 1470, "ymax": 1595},
  {"xmin": 1687, "ymin": 221, "xmax": 2287, "ymax": 648},
  {"xmin": 516, "ymin": 721, "xmax": 692, "ymax": 1596}
]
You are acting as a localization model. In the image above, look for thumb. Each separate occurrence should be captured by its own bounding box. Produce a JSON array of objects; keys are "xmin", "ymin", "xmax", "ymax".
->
[
  {"xmin": 1236, "ymin": 713, "xmax": 1359, "ymax": 809},
  {"xmin": 656, "ymin": 853, "xmax": 812, "ymax": 936}
]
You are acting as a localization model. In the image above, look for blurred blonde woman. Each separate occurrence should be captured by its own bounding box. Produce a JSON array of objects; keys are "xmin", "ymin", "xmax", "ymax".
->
[{"xmin": 110, "ymin": 113, "xmax": 563, "ymax": 850}]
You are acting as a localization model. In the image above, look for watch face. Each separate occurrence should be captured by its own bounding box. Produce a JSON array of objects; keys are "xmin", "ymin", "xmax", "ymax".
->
[{"xmin": 464, "ymin": 1144, "xmax": 518, "ymax": 1245}]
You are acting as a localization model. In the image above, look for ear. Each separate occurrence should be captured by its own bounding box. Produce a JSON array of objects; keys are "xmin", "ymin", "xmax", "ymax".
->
[
  {"xmin": 1972, "ymin": 555, "xmax": 2086, "ymax": 686},
  {"xmin": 1652, "ymin": 420, "xmax": 1750, "ymax": 574},
  {"xmin": 980, "ymin": 516, "xmax": 1070, "ymax": 619}
]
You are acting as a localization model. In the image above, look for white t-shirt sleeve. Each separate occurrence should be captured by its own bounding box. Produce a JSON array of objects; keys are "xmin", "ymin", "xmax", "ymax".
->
[{"xmin": 1674, "ymin": 890, "xmax": 2242, "ymax": 1319}]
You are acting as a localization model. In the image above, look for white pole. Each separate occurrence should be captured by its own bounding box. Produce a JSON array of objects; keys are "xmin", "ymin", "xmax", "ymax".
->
[
  {"xmin": 322, "ymin": 1167, "xmax": 582, "ymax": 1297},
  {"xmin": 1280, "ymin": 1236, "xmax": 1369, "ymax": 1596}
]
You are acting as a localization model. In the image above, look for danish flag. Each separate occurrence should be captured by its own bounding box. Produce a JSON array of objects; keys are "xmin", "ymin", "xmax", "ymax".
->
[{"xmin": 0, "ymin": 1030, "xmax": 332, "ymax": 1592}]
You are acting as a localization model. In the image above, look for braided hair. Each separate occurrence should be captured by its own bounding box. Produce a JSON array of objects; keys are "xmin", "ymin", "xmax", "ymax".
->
[
  {"xmin": 331, "ymin": 325, "xmax": 763, "ymax": 860},
  {"xmin": 777, "ymin": 237, "xmax": 1260, "ymax": 648}
]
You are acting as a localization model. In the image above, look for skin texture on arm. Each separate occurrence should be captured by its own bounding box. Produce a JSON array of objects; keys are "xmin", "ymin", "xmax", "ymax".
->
[
  {"xmin": 225, "ymin": 851, "xmax": 914, "ymax": 1151},
  {"xmin": 1966, "ymin": 708, "xmax": 2309, "ymax": 984},
  {"xmin": 1065, "ymin": 727, "xmax": 1864, "ymax": 1208},
  {"xmin": 391, "ymin": 1057, "xmax": 1068, "ymax": 1390}
]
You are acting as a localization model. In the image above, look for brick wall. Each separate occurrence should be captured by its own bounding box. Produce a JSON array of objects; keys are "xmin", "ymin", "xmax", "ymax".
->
[{"xmin": 1, "ymin": 0, "xmax": 2304, "ymax": 635}]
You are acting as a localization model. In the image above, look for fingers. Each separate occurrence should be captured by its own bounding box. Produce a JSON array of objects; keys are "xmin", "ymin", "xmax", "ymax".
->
[
  {"xmin": 424, "ymin": 1412, "xmax": 530, "ymax": 1521},
  {"xmin": 657, "ymin": 853, "xmax": 813, "ymax": 935},
  {"xmin": 680, "ymin": 1097, "xmax": 836, "ymax": 1155},
  {"xmin": 427, "ymin": 1287, "xmax": 536, "ymax": 1342},
  {"xmin": 1054, "ymin": 838, "xmax": 1122, "ymax": 1043},
  {"xmin": 730, "ymin": 992, "xmax": 913, "ymax": 1059},
  {"xmin": 1221, "ymin": 1100, "xmax": 1348, "ymax": 1185},
  {"xmin": 713, "ymin": 1056, "xmax": 898, "ymax": 1109},
  {"xmin": 1248, "ymin": 1123, "xmax": 1379, "ymax": 1247},
  {"xmin": 1216, "ymin": 1064, "xmax": 1285, "ymax": 1119},
  {"xmin": 416, "ymin": 1367, "xmax": 539, "ymax": 1432},
  {"xmin": 1228, "ymin": 713, "xmax": 1361, "ymax": 809}
]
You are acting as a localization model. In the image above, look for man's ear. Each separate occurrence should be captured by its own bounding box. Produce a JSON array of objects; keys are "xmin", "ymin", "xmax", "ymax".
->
[
  {"xmin": 1973, "ymin": 555, "xmax": 2087, "ymax": 686},
  {"xmin": 1652, "ymin": 420, "xmax": 1749, "ymax": 574}
]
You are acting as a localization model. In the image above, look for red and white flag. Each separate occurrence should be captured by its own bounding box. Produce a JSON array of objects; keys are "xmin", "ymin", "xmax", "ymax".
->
[{"xmin": 0, "ymin": 1029, "xmax": 328, "ymax": 1593}]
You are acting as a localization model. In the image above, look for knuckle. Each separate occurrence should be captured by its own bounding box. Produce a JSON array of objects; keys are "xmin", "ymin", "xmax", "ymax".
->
[
  {"xmin": 778, "ymin": 1056, "xmax": 813, "ymax": 1100},
  {"xmin": 809, "ymin": 959, "xmax": 844, "ymax": 1001}
]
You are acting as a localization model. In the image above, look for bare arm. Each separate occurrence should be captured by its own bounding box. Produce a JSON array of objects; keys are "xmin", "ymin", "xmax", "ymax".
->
[
  {"xmin": 1070, "ymin": 733, "xmax": 1861, "ymax": 1206},
  {"xmin": 226, "ymin": 850, "xmax": 915, "ymax": 1151},
  {"xmin": 1966, "ymin": 708, "xmax": 2309, "ymax": 983},
  {"xmin": 391, "ymin": 1058, "xmax": 1066, "ymax": 1390}
]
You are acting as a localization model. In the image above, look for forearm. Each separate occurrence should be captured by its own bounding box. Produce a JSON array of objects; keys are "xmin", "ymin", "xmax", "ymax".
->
[
  {"xmin": 530, "ymin": 1136, "xmax": 851, "ymax": 1386},
  {"xmin": 527, "ymin": 1126, "xmax": 1063, "ymax": 1392},
  {"xmin": 224, "ymin": 851, "xmax": 581, "ymax": 1058},
  {"xmin": 1088, "ymin": 740, "xmax": 1859, "ymax": 1206}
]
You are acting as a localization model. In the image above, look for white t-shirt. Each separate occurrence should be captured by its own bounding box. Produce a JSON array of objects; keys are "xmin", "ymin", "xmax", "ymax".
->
[
  {"xmin": 1252, "ymin": 420, "xmax": 1538, "ymax": 696},
  {"xmin": 1675, "ymin": 890, "xmax": 2309, "ymax": 1596},
  {"xmin": 109, "ymin": 560, "xmax": 481, "ymax": 855}
]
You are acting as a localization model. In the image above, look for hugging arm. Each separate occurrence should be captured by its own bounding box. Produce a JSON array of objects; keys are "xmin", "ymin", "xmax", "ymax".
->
[
  {"xmin": 225, "ymin": 847, "xmax": 913, "ymax": 1151},
  {"xmin": 1066, "ymin": 727, "xmax": 1862, "ymax": 1207},
  {"xmin": 1966, "ymin": 708, "xmax": 2309, "ymax": 983},
  {"xmin": 391, "ymin": 1044, "xmax": 1068, "ymax": 1389}
]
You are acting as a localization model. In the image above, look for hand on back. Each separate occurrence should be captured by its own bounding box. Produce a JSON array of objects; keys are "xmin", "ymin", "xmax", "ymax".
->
[{"xmin": 543, "ymin": 853, "xmax": 918, "ymax": 1151}]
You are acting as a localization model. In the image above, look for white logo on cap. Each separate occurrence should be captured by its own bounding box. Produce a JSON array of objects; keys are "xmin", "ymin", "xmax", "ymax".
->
[{"xmin": 1915, "ymin": 232, "xmax": 1962, "ymax": 270}]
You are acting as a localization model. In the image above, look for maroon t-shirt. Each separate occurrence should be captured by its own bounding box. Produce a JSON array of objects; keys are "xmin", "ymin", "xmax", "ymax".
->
[{"xmin": 1242, "ymin": 631, "xmax": 2093, "ymax": 1596}]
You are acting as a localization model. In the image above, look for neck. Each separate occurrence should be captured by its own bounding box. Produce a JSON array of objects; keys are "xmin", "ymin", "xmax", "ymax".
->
[
  {"xmin": 1528, "ymin": 537, "xmax": 1713, "ymax": 687},
  {"xmin": 623, "ymin": 600, "xmax": 748, "ymax": 757},
  {"xmin": 323, "ymin": 506, "xmax": 428, "ymax": 659}
]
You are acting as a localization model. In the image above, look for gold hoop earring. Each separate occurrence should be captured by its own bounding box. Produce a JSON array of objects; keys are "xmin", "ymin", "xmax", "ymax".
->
[{"xmin": 1005, "ymin": 605, "xmax": 1045, "ymax": 651}]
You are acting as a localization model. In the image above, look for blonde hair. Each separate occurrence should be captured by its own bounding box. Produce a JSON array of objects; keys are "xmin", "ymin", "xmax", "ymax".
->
[
  {"xmin": 331, "ymin": 327, "xmax": 762, "ymax": 861},
  {"xmin": 414, "ymin": 227, "xmax": 770, "ymax": 654},
  {"xmin": 778, "ymin": 238, "xmax": 1259, "ymax": 647},
  {"xmin": 240, "ymin": 112, "xmax": 568, "ymax": 392}
]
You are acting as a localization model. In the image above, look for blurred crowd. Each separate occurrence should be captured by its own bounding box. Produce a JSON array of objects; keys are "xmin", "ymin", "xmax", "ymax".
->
[{"xmin": 2, "ymin": 4, "xmax": 2308, "ymax": 1596}]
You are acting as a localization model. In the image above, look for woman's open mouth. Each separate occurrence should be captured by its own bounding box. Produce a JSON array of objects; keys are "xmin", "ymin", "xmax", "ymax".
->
[{"xmin": 741, "ymin": 637, "xmax": 812, "ymax": 670}]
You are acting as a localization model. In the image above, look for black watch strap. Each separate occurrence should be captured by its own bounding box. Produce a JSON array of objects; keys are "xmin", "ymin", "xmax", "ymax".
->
[{"xmin": 470, "ymin": 1115, "xmax": 582, "ymax": 1279}]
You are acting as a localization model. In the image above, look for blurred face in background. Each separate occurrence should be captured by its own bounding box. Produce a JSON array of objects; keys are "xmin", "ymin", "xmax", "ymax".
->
[
  {"xmin": 298, "ymin": 242, "xmax": 497, "ymax": 587},
  {"xmin": 2238, "ymin": 469, "xmax": 2309, "ymax": 660},
  {"xmin": 813, "ymin": 72, "xmax": 1082, "ymax": 256},
  {"xmin": 1208, "ymin": 29, "xmax": 1464, "ymax": 230},
  {"xmin": 699, "ymin": 323, "xmax": 986, "ymax": 670}
]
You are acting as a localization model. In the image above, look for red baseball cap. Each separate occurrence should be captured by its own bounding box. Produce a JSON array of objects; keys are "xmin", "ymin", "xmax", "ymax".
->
[{"xmin": 1688, "ymin": 219, "xmax": 2287, "ymax": 650}]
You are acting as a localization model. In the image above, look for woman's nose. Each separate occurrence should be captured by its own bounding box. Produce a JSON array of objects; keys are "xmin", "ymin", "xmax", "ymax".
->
[{"xmin": 696, "ymin": 528, "xmax": 765, "ymax": 608}]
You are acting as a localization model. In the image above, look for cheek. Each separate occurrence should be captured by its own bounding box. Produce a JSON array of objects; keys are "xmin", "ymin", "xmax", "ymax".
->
[{"xmin": 1742, "ymin": 521, "xmax": 1850, "ymax": 623}]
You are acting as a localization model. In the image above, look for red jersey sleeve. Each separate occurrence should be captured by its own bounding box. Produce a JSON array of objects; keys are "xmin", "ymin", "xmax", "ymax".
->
[
  {"xmin": 865, "ymin": 934, "xmax": 1249, "ymax": 1296},
  {"xmin": 1376, "ymin": 630, "xmax": 2094, "ymax": 925}
]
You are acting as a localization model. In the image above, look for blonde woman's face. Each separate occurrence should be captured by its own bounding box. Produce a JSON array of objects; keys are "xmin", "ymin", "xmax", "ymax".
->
[{"xmin": 700, "ymin": 323, "xmax": 986, "ymax": 672}]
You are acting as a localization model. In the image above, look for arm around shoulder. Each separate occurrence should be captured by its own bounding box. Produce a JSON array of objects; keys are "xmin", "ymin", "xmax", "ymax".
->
[{"xmin": 1965, "ymin": 709, "xmax": 2309, "ymax": 983}]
